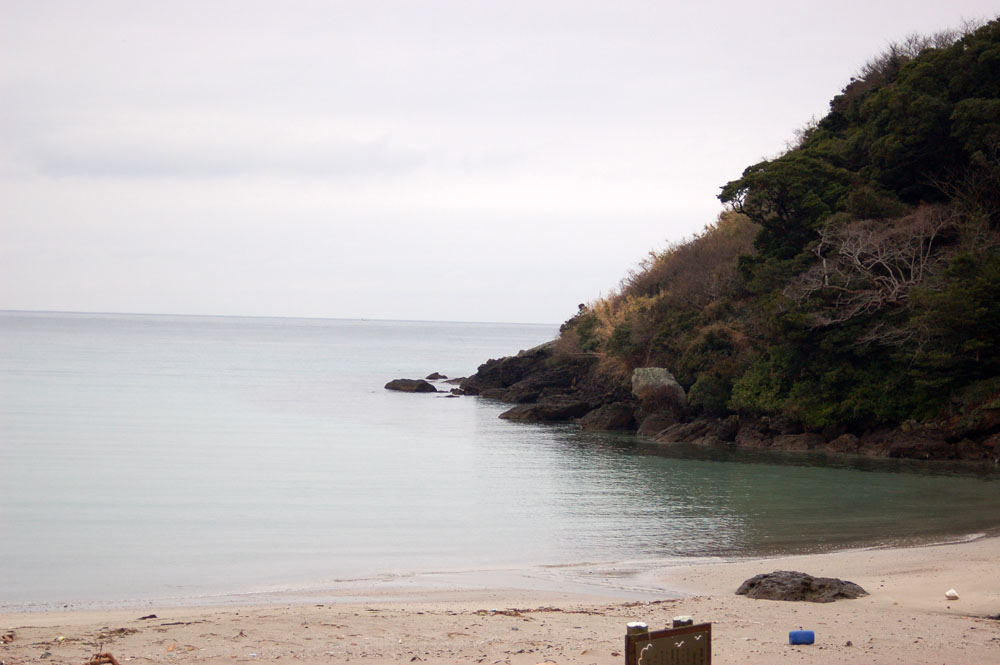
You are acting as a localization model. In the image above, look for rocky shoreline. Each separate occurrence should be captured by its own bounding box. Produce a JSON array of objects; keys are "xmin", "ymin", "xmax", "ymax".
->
[{"xmin": 452, "ymin": 342, "xmax": 1000, "ymax": 463}]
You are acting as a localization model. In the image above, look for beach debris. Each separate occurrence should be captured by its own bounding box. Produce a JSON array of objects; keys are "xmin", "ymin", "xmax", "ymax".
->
[
  {"xmin": 1, "ymin": 633, "xmax": 13, "ymax": 644},
  {"xmin": 84, "ymin": 654, "xmax": 121, "ymax": 665},
  {"xmin": 96, "ymin": 628, "xmax": 137, "ymax": 642},
  {"xmin": 789, "ymin": 630, "xmax": 815, "ymax": 645},
  {"xmin": 137, "ymin": 614, "xmax": 157, "ymax": 620},
  {"xmin": 736, "ymin": 570, "xmax": 868, "ymax": 602},
  {"xmin": 946, "ymin": 589, "xmax": 960, "ymax": 600}
]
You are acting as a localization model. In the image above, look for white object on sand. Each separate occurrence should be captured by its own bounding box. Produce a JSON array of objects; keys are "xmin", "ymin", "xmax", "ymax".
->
[{"xmin": 945, "ymin": 589, "xmax": 959, "ymax": 600}]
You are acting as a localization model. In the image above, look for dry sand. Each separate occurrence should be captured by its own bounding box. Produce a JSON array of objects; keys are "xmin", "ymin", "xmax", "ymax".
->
[{"xmin": 3, "ymin": 536, "xmax": 999, "ymax": 664}]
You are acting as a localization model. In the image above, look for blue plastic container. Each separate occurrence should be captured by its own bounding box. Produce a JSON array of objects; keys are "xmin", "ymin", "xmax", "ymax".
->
[{"xmin": 789, "ymin": 630, "xmax": 815, "ymax": 645}]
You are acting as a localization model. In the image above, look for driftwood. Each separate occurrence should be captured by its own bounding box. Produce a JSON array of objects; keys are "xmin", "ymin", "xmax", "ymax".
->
[{"xmin": 85, "ymin": 654, "xmax": 121, "ymax": 665}]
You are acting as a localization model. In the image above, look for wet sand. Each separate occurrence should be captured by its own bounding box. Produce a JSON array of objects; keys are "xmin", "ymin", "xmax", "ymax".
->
[{"xmin": 3, "ymin": 536, "xmax": 998, "ymax": 664}]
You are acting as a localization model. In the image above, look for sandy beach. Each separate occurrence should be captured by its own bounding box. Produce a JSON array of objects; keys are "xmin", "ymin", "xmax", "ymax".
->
[{"xmin": 3, "ymin": 536, "xmax": 998, "ymax": 664}]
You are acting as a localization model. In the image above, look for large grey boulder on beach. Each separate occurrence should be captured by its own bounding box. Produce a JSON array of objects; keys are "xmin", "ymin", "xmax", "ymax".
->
[
  {"xmin": 736, "ymin": 570, "xmax": 868, "ymax": 602},
  {"xmin": 385, "ymin": 378, "xmax": 438, "ymax": 393}
]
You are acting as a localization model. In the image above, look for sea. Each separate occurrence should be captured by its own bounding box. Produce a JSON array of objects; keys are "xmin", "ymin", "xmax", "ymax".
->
[{"xmin": 2, "ymin": 311, "xmax": 1000, "ymax": 610}]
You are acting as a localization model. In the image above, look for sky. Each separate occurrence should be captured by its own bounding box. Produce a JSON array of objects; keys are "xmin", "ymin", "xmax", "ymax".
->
[{"xmin": 1, "ymin": 1, "xmax": 997, "ymax": 323}]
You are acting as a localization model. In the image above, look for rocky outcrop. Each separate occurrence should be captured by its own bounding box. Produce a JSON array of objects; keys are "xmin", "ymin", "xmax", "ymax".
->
[
  {"xmin": 857, "ymin": 429, "xmax": 951, "ymax": 459},
  {"xmin": 499, "ymin": 396, "xmax": 593, "ymax": 423},
  {"xmin": 772, "ymin": 433, "xmax": 826, "ymax": 451},
  {"xmin": 459, "ymin": 343, "xmax": 556, "ymax": 396},
  {"xmin": 497, "ymin": 361, "xmax": 593, "ymax": 403},
  {"xmin": 579, "ymin": 403, "xmax": 637, "ymax": 431},
  {"xmin": 736, "ymin": 570, "xmax": 868, "ymax": 603},
  {"xmin": 637, "ymin": 410, "xmax": 679, "ymax": 437},
  {"xmin": 385, "ymin": 378, "xmax": 438, "ymax": 393},
  {"xmin": 425, "ymin": 372, "xmax": 447, "ymax": 380},
  {"xmin": 457, "ymin": 346, "xmax": 1000, "ymax": 463}
]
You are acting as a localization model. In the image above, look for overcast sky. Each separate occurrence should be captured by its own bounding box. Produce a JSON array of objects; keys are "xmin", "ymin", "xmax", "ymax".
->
[{"xmin": 2, "ymin": 1, "xmax": 996, "ymax": 323}]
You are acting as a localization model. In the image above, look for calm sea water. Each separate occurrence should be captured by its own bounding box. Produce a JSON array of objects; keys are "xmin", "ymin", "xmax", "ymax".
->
[{"xmin": 2, "ymin": 311, "xmax": 999, "ymax": 609}]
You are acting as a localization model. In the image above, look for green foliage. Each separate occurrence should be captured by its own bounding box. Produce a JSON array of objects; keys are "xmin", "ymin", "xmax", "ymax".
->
[
  {"xmin": 907, "ymin": 250, "xmax": 1000, "ymax": 400},
  {"xmin": 560, "ymin": 19, "xmax": 1000, "ymax": 434},
  {"xmin": 729, "ymin": 348, "xmax": 792, "ymax": 416},
  {"xmin": 688, "ymin": 372, "xmax": 734, "ymax": 417},
  {"xmin": 573, "ymin": 311, "xmax": 601, "ymax": 353}
]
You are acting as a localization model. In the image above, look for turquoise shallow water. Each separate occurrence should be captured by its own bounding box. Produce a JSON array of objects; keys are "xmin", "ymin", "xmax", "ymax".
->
[{"xmin": 2, "ymin": 311, "xmax": 999, "ymax": 609}]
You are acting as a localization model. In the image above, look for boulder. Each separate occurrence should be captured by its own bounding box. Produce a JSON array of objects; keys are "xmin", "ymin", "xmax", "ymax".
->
[
  {"xmin": 637, "ymin": 410, "xmax": 679, "ymax": 437},
  {"xmin": 772, "ymin": 433, "xmax": 826, "ymax": 451},
  {"xmin": 653, "ymin": 420, "xmax": 711, "ymax": 443},
  {"xmin": 827, "ymin": 433, "xmax": 860, "ymax": 453},
  {"xmin": 955, "ymin": 438, "xmax": 990, "ymax": 460},
  {"xmin": 736, "ymin": 571, "xmax": 868, "ymax": 603},
  {"xmin": 425, "ymin": 372, "xmax": 447, "ymax": 380},
  {"xmin": 499, "ymin": 396, "xmax": 593, "ymax": 423},
  {"xmin": 384, "ymin": 378, "xmax": 438, "ymax": 393},
  {"xmin": 735, "ymin": 421, "xmax": 771, "ymax": 448},
  {"xmin": 631, "ymin": 368, "xmax": 686, "ymax": 407},
  {"xmin": 858, "ymin": 429, "xmax": 952, "ymax": 459},
  {"xmin": 579, "ymin": 403, "xmax": 637, "ymax": 431}
]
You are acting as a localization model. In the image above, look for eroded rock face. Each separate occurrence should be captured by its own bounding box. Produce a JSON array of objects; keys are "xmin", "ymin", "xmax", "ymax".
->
[
  {"xmin": 384, "ymin": 379, "xmax": 438, "ymax": 393},
  {"xmin": 459, "ymin": 343, "xmax": 554, "ymax": 396},
  {"xmin": 637, "ymin": 410, "xmax": 679, "ymax": 437},
  {"xmin": 579, "ymin": 403, "xmax": 637, "ymax": 431},
  {"xmin": 736, "ymin": 570, "xmax": 868, "ymax": 603},
  {"xmin": 499, "ymin": 396, "xmax": 593, "ymax": 423}
]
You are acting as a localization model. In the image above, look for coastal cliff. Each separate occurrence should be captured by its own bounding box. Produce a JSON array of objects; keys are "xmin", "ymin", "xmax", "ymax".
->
[{"xmin": 463, "ymin": 19, "xmax": 1000, "ymax": 463}]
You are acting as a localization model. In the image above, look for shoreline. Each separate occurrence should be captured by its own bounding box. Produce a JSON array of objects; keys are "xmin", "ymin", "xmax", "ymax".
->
[
  {"xmin": 6, "ymin": 528, "xmax": 993, "ymax": 615},
  {"xmin": 4, "ymin": 536, "xmax": 998, "ymax": 664}
]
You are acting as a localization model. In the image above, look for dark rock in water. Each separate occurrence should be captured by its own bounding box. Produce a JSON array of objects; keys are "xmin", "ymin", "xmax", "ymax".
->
[
  {"xmin": 637, "ymin": 410, "xmax": 679, "ymax": 437},
  {"xmin": 498, "ymin": 404, "xmax": 540, "ymax": 421},
  {"xmin": 499, "ymin": 396, "xmax": 593, "ymax": 422},
  {"xmin": 385, "ymin": 378, "xmax": 438, "ymax": 393},
  {"xmin": 460, "ymin": 342, "xmax": 555, "ymax": 395},
  {"xmin": 772, "ymin": 433, "xmax": 826, "ymax": 451},
  {"xmin": 654, "ymin": 419, "xmax": 712, "ymax": 443},
  {"xmin": 499, "ymin": 365, "xmax": 584, "ymax": 403},
  {"xmin": 579, "ymin": 403, "xmax": 636, "ymax": 431},
  {"xmin": 450, "ymin": 388, "xmax": 465, "ymax": 395},
  {"xmin": 736, "ymin": 570, "xmax": 868, "ymax": 603},
  {"xmin": 425, "ymin": 372, "xmax": 447, "ymax": 380},
  {"xmin": 827, "ymin": 433, "xmax": 860, "ymax": 453},
  {"xmin": 443, "ymin": 377, "xmax": 466, "ymax": 385},
  {"xmin": 858, "ymin": 429, "xmax": 951, "ymax": 459}
]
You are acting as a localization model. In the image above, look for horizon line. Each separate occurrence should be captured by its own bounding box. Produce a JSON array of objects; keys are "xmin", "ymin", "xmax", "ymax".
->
[{"xmin": 0, "ymin": 308, "xmax": 561, "ymax": 328}]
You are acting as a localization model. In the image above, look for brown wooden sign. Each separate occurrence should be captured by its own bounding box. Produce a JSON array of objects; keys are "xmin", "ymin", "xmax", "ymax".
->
[{"xmin": 625, "ymin": 622, "xmax": 711, "ymax": 665}]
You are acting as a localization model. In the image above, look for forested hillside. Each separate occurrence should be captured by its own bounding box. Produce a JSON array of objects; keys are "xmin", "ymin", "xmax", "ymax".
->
[{"xmin": 557, "ymin": 19, "xmax": 1000, "ymax": 436}]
